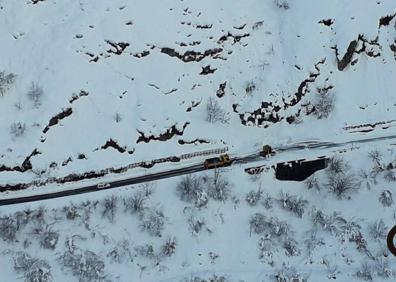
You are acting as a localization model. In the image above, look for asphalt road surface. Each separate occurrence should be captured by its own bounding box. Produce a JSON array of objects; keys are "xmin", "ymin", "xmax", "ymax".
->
[{"xmin": 1, "ymin": 134, "xmax": 396, "ymax": 206}]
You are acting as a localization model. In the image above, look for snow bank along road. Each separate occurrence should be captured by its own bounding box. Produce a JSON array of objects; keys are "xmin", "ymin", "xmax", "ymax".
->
[{"xmin": 1, "ymin": 134, "xmax": 396, "ymax": 206}]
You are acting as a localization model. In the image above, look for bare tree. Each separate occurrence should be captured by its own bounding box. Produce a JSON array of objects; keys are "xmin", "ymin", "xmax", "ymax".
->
[
  {"xmin": 14, "ymin": 252, "xmax": 53, "ymax": 282},
  {"xmin": 123, "ymin": 192, "xmax": 146, "ymax": 214},
  {"xmin": 139, "ymin": 207, "xmax": 166, "ymax": 237},
  {"xmin": 368, "ymin": 219, "xmax": 387, "ymax": 241},
  {"xmin": 101, "ymin": 195, "xmax": 118, "ymax": 223},
  {"xmin": 0, "ymin": 216, "xmax": 18, "ymax": 242},
  {"xmin": 114, "ymin": 112, "xmax": 122, "ymax": 123},
  {"xmin": 355, "ymin": 262, "xmax": 374, "ymax": 281},
  {"xmin": 161, "ymin": 237, "xmax": 177, "ymax": 257},
  {"xmin": 326, "ymin": 173, "xmax": 358, "ymax": 199},
  {"xmin": 0, "ymin": 71, "xmax": 16, "ymax": 96},
  {"xmin": 10, "ymin": 122, "xmax": 26, "ymax": 138},
  {"xmin": 27, "ymin": 82, "xmax": 43, "ymax": 108},
  {"xmin": 207, "ymin": 170, "xmax": 231, "ymax": 202},
  {"xmin": 273, "ymin": 264, "xmax": 308, "ymax": 282},
  {"xmin": 176, "ymin": 175, "xmax": 208, "ymax": 207},
  {"xmin": 206, "ymin": 97, "xmax": 229, "ymax": 124}
]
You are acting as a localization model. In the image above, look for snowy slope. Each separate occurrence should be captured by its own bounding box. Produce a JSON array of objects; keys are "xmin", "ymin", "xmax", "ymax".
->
[{"xmin": 1, "ymin": 0, "xmax": 396, "ymax": 281}]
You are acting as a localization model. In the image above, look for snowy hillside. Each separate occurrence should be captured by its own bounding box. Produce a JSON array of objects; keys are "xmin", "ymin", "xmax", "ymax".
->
[{"xmin": 1, "ymin": 0, "xmax": 396, "ymax": 281}]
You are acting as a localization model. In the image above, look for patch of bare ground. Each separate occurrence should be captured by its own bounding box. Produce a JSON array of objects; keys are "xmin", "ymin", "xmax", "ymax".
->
[
  {"xmin": 178, "ymin": 138, "xmax": 210, "ymax": 145},
  {"xmin": 94, "ymin": 139, "xmax": 135, "ymax": 154},
  {"xmin": 42, "ymin": 107, "xmax": 73, "ymax": 134},
  {"xmin": 0, "ymin": 149, "xmax": 41, "ymax": 173},
  {"xmin": 105, "ymin": 40, "xmax": 130, "ymax": 55},
  {"xmin": 137, "ymin": 122, "xmax": 190, "ymax": 143},
  {"xmin": 318, "ymin": 19, "xmax": 334, "ymax": 26},
  {"xmin": 69, "ymin": 90, "xmax": 89, "ymax": 104},
  {"xmin": 199, "ymin": 65, "xmax": 217, "ymax": 75},
  {"xmin": 216, "ymin": 82, "xmax": 227, "ymax": 98},
  {"xmin": 379, "ymin": 13, "xmax": 396, "ymax": 27},
  {"xmin": 217, "ymin": 32, "xmax": 250, "ymax": 45},
  {"xmin": 233, "ymin": 59, "xmax": 325, "ymax": 127},
  {"xmin": 160, "ymin": 47, "xmax": 223, "ymax": 62}
]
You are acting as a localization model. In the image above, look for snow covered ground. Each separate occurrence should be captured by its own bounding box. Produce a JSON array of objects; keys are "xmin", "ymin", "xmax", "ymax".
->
[{"xmin": 1, "ymin": 0, "xmax": 396, "ymax": 281}]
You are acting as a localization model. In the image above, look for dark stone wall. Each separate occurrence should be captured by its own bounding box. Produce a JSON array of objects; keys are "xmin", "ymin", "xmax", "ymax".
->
[{"xmin": 275, "ymin": 158, "xmax": 328, "ymax": 181}]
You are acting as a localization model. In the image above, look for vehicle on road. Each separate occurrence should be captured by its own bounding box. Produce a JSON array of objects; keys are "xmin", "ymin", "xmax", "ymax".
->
[
  {"xmin": 260, "ymin": 145, "xmax": 274, "ymax": 157},
  {"xmin": 97, "ymin": 182, "xmax": 111, "ymax": 189},
  {"xmin": 204, "ymin": 154, "xmax": 232, "ymax": 169}
]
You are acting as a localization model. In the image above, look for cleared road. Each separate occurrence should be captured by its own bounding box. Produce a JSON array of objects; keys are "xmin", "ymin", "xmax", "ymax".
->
[{"xmin": 1, "ymin": 134, "xmax": 396, "ymax": 206}]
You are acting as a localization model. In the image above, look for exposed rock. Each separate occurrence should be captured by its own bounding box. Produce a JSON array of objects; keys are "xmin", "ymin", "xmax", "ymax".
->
[
  {"xmin": 160, "ymin": 47, "xmax": 223, "ymax": 63},
  {"xmin": 43, "ymin": 108, "xmax": 73, "ymax": 134},
  {"xmin": 137, "ymin": 122, "xmax": 190, "ymax": 143}
]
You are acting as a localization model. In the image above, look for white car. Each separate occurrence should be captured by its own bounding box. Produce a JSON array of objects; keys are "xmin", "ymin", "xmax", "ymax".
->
[{"xmin": 97, "ymin": 182, "xmax": 111, "ymax": 189}]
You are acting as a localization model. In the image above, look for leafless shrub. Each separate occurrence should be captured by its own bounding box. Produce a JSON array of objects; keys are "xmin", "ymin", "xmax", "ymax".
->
[
  {"xmin": 249, "ymin": 213, "xmax": 291, "ymax": 238},
  {"xmin": 326, "ymin": 173, "xmax": 359, "ymax": 199},
  {"xmin": 355, "ymin": 262, "xmax": 374, "ymax": 281},
  {"xmin": 341, "ymin": 220, "xmax": 368, "ymax": 252},
  {"xmin": 310, "ymin": 208, "xmax": 346, "ymax": 235},
  {"xmin": 384, "ymin": 169, "xmax": 396, "ymax": 182},
  {"xmin": 304, "ymin": 230, "xmax": 325, "ymax": 256},
  {"xmin": 273, "ymin": 0, "xmax": 290, "ymax": 10},
  {"xmin": 134, "ymin": 244, "xmax": 156, "ymax": 260},
  {"xmin": 161, "ymin": 237, "xmax": 177, "ymax": 257},
  {"xmin": 206, "ymin": 97, "xmax": 229, "ymax": 124},
  {"xmin": 14, "ymin": 101, "xmax": 23, "ymax": 110},
  {"xmin": 63, "ymin": 204, "xmax": 80, "ymax": 220},
  {"xmin": 114, "ymin": 112, "xmax": 122, "ymax": 123},
  {"xmin": 245, "ymin": 81, "xmax": 256, "ymax": 95},
  {"xmin": 368, "ymin": 150, "xmax": 382, "ymax": 164},
  {"xmin": 327, "ymin": 156, "xmax": 349, "ymax": 175},
  {"xmin": 139, "ymin": 207, "xmax": 166, "ymax": 237},
  {"xmin": 187, "ymin": 214, "xmax": 206, "ymax": 236},
  {"xmin": 107, "ymin": 240, "xmax": 132, "ymax": 264},
  {"xmin": 27, "ymin": 82, "xmax": 43, "ymax": 108},
  {"xmin": 258, "ymin": 237, "xmax": 274, "ymax": 262},
  {"xmin": 379, "ymin": 190, "xmax": 393, "ymax": 207},
  {"xmin": 31, "ymin": 224, "xmax": 59, "ymax": 250},
  {"xmin": 14, "ymin": 252, "xmax": 53, "ymax": 282},
  {"xmin": 58, "ymin": 250, "xmax": 107, "ymax": 282},
  {"xmin": 207, "ymin": 170, "xmax": 231, "ymax": 202},
  {"xmin": 368, "ymin": 219, "xmax": 387, "ymax": 241},
  {"xmin": 246, "ymin": 188, "xmax": 263, "ymax": 206},
  {"xmin": 283, "ymin": 238, "xmax": 301, "ymax": 257},
  {"xmin": 101, "ymin": 195, "xmax": 118, "ymax": 223},
  {"xmin": 313, "ymin": 92, "xmax": 335, "ymax": 119},
  {"xmin": 182, "ymin": 274, "xmax": 229, "ymax": 282},
  {"xmin": 177, "ymin": 175, "xmax": 208, "ymax": 207},
  {"xmin": 305, "ymin": 175, "xmax": 320, "ymax": 191},
  {"xmin": 374, "ymin": 257, "xmax": 395, "ymax": 278},
  {"xmin": 123, "ymin": 192, "xmax": 146, "ymax": 214},
  {"xmin": 273, "ymin": 264, "xmax": 308, "ymax": 282},
  {"xmin": 261, "ymin": 193, "xmax": 274, "ymax": 209},
  {"xmin": 0, "ymin": 216, "xmax": 18, "ymax": 242},
  {"xmin": 10, "ymin": 122, "xmax": 26, "ymax": 137},
  {"xmin": 0, "ymin": 71, "xmax": 16, "ymax": 96},
  {"xmin": 278, "ymin": 192, "xmax": 308, "ymax": 218},
  {"xmin": 357, "ymin": 169, "xmax": 378, "ymax": 190}
]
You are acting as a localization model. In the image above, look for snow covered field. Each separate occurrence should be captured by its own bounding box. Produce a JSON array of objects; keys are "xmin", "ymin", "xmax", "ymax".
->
[{"xmin": 1, "ymin": 0, "xmax": 396, "ymax": 281}]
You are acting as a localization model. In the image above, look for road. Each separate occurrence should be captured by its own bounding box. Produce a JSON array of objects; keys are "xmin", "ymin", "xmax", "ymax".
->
[{"xmin": 1, "ymin": 134, "xmax": 396, "ymax": 206}]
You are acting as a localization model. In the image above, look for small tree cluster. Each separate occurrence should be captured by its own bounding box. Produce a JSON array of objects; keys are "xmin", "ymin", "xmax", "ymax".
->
[
  {"xmin": 182, "ymin": 274, "xmax": 229, "ymax": 282},
  {"xmin": 187, "ymin": 214, "xmax": 206, "ymax": 236},
  {"xmin": 278, "ymin": 192, "xmax": 308, "ymax": 218},
  {"xmin": 14, "ymin": 252, "xmax": 53, "ymax": 282},
  {"xmin": 0, "ymin": 71, "xmax": 16, "ymax": 96},
  {"xmin": 310, "ymin": 208, "xmax": 346, "ymax": 235},
  {"xmin": 139, "ymin": 207, "xmax": 166, "ymax": 237},
  {"xmin": 206, "ymin": 97, "xmax": 229, "ymax": 124},
  {"xmin": 249, "ymin": 213, "xmax": 292, "ymax": 238},
  {"xmin": 262, "ymin": 193, "xmax": 274, "ymax": 209},
  {"xmin": 58, "ymin": 249, "xmax": 107, "ymax": 282},
  {"xmin": 273, "ymin": 264, "xmax": 308, "ymax": 282},
  {"xmin": 312, "ymin": 86, "xmax": 335, "ymax": 119},
  {"xmin": 31, "ymin": 224, "xmax": 59, "ymax": 250},
  {"xmin": 305, "ymin": 175, "xmax": 320, "ymax": 191}
]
